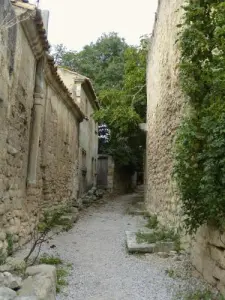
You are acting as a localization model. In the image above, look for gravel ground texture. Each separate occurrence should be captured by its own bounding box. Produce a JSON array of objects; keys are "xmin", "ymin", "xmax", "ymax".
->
[{"xmin": 19, "ymin": 193, "xmax": 212, "ymax": 300}]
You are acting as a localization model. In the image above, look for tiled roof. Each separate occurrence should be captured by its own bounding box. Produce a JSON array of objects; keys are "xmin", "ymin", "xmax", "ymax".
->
[
  {"xmin": 47, "ymin": 55, "xmax": 85, "ymax": 120},
  {"xmin": 58, "ymin": 67, "xmax": 100, "ymax": 109},
  {"xmin": 12, "ymin": 1, "xmax": 50, "ymax": 51},
  {"xmin": 11, "ymin": 1, "xmax": 84, "ymax": 121}
]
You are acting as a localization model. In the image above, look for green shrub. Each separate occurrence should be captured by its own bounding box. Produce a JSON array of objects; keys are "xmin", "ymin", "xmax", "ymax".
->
[
  {"xmin": 136, "ymin": 227, "xmax": 180, "ymax": 244},
  {"xmin": 145, "ymin": 215, "xmax": 158, "ymax": 229},
  {"xmin": 183, "ymin": 290, "xmax": 224, "ymax": 300},
  {"xmin": 0, "ymin": 249, "xmax": 6, "ymax": 265},
  {"xmin": 6, "ymin": 233, "xmax": 13, "ymax": 256},
  {"xmin": 56, "ymin": 267, "xmax": 69, "ymax": 293},
  {"xmin": 39, "ymin": 255, "xmax": 63, "ymax": 265},
  {"xmin": 174, "ymin": 0, "xmax": 225, "ymax": 233}
]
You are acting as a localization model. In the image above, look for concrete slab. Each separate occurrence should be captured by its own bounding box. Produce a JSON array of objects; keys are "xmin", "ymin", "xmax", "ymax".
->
[
  {"xmin": 125, "ymin": 231, "xmax": 175, "ymax": 254},
  {"xmin": 126, "ymin": 231, "xmax": 155, "ymax": 253}
]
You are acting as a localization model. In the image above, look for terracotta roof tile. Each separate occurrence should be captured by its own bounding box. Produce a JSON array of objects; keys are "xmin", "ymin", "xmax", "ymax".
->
[{"xmin": 12, "ymin": 2, "xmax": 50, "ymax": 51}]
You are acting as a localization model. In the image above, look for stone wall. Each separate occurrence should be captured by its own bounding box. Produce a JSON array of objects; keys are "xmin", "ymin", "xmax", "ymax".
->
[
  {"xmin": 78, "ymin": 87, "xmax": 98, "ymax": 192},
  {"xmin": 146, "ymin": 0, "xmax": 225, "ymax": 295},
  {"xmin": 191, "ymin": 226, "xmax": 225, "ymax": 295},
  {"xmin": 40, "ymin": 83, "xmax": 80, "ymax": 209},
  {"xmin": 57, "ymin": 68, "xmax": 99, "ymax": 196},
  {"xmin": 0, "ymin": 1, "xmax": 83, "ymax": 257},
  {"xmin": 146, "ymin": 0, "xmax": 184, "ymax": 228},
  {"xmin": 0, "ymin": 0, "xmax": 38, "ymax": 255}
]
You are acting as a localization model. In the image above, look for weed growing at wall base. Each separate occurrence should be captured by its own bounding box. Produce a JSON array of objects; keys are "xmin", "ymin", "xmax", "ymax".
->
[
  {"xmin": 174, "ymin": 0, "xmax": 225, "ymax": 233},
  {"xmin": 181, "ymin": 289, "xmax": 225, "ymax": 300}
]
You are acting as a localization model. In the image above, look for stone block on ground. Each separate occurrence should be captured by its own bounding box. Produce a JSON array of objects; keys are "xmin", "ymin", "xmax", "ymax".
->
[
  {"xmin": 0, "ymin": 287, "xmax": 17, "ymax": 300},
  {"xmin": 19, "ymin": 265, "xmax": 56, "ymax": 300},
  {"xmin": 25, "ymin": 264, "xmax": 56, "ymax": 279},
  {"xmin": 155, "ymin": 241, "xmax": 175, "ymax": 253},
  {"xmin": 15, "ymin": 297, "xmax": 38, "ymax": 300},
  {"xmin": 126, "ymin": 231, "xmax": 155, "ymax": 253},
  {"xmin": 126, "ymin": 231, "xmax": 176, "ymax": 254},
  {"xmin": 4, "ymin": 257, "xmax": 26, "ymax": 272},
  {"xmin": 1, "ymin": 272, "xmax": 22, "ymax": 290},
  {"xmin": 127, "ymin": 203, "xmax": 149, "ymax": 216}
]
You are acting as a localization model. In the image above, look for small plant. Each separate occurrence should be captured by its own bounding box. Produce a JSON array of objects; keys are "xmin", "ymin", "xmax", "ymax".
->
[
  {"xmin": 39, "ymin": 254, "xmax": 72, "ymax": 294},
  {"xmin": 0, "ymin": 249, "xmax": 6, "ymax": 265},
  {"xmin": 39, "ymin": 255, "xmax": 63, "ymax": 265},
  {"xmin": 24, "ymin": 208, "xmax": 73, "ymax": 265},
  {"xmin": 183, "ymin": 290, "xmax": 225, "ymax": 300},
  {"xmin": 174, "ymin": 237, "xmax": 182, "ymax": 253},
  {"xmin": 136, "ymin": 227, "xmax": 180, "ymax": 245},
  {"xmin": 165, "ymin": 268, "xmax": 175, "ymax": 278},
  {"xmin": 56, "ymin": 267, "xmax": 69, "ymax": 293},
  {"xmin": 145, "ymin": 215, "xmax": 158, "ymax": 229},
  {"xmin": 6, "ymin": 233, "xmax": 13, "ymax": 256}
]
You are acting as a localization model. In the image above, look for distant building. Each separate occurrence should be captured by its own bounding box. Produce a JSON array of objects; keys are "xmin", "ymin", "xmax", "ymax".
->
[{"xmin": 58, "ymin": 68, "xmax": 99, "ymax": 196}]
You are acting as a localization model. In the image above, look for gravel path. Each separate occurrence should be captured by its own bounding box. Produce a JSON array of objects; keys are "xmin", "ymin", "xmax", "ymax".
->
[{"xmin": 33, "ymin": 193, "xmax": 206, "ymax": 300}]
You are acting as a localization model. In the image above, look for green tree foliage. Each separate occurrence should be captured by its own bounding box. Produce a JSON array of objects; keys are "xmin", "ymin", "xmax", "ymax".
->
[
  {"xmin": 52, "ymin": 32, "xmax": 128, "ymax": 92},
  {"xmin": 123, "ymin": 36, "xmax": 148, "ymax": 120},
  {"xmin": 53, "ymin": 33, "xmax": 149, "ymax": 171},
  {"xmin": 174, "ymin": 1, "xmax": 225, "ymax": 233}
]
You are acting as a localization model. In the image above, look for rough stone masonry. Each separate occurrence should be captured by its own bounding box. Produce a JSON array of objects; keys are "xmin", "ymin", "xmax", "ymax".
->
[
  {"xmin": 0, "ymin": 0, "xmax": 84, "ymax": 257},
  {"xmin": 146, "ymin": 0, "xmax": 225, "ymax": 295}
]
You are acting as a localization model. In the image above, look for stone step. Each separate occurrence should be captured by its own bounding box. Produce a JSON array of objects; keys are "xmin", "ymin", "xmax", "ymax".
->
[{"xmin": 125, "ymin": 231, "xmax": 175, "ymax": 254}]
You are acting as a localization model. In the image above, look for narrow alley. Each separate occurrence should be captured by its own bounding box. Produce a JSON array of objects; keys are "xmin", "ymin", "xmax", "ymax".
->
[
  {"xmin": 35, "ymin": 192, "xmax": 206, "ymax": 300},
  {"xmin": 1, "ymin": 1, "xmax": 225, "ymax": 299}
]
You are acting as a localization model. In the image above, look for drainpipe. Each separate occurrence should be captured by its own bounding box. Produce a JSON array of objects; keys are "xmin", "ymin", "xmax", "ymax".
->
[{"xmin": 27, "ymin": 57, "xmax": 44, "ymax": 184}]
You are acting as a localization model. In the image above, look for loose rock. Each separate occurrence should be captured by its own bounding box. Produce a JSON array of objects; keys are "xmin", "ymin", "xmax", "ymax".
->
[
  {"xmin": 0, "ymin": 287, "xmax": 17, "ymax": 300},
  {"xmin": 2, "ymin": 272, "xmax": 22, "ymax": 290}
]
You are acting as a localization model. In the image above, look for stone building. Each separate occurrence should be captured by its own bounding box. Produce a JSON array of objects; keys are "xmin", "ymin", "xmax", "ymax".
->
[
  {"xmin": 0, "ymin": 0, "xmax": 84, "ymax": 256},
  {"xmin": 146, "ymin": 0, "xmax": 225, "ymax": 294},
  {"xmin": 146, "ymin": 0, "xmax": 184, "ymax": 228},
  {"xmin": 57, "ymin": 68, "xmax": 99, "ymax": 196}
]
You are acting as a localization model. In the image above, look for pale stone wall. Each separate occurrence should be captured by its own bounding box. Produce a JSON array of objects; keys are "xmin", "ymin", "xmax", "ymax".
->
[
  {"xmin": 146, "ymin": 0, "xmax": 184, "ymax": 228},
  {"xmin": 57, "ymin": 68, "xmax": 99, "ymax": 195},
  {"xmin": 0, "ymin": 1, "xmax": 38, "ymax": 255},
  {"xmin": 0, "ymin": 1, "xmax": 82, "ymax": 257},
  {"xmin": 146, "ymin": 0, "xmax": 225, "ymax": 295},
  {"xmin": 79, "ymin": 86, "xmax": 98, "ymax": 191},
  {"xmin": 191, "ymin": 226, "xmax": 225, "ymax": 295},
  {"xmin": 40, "ymin": 84, "xmax": 80, "ymax": 209}
]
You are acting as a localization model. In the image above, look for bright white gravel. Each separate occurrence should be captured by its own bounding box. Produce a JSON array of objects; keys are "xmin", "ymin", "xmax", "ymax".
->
[{"xmin": 24, "ymin": 193, "xmax": 209, "ymax": 300}]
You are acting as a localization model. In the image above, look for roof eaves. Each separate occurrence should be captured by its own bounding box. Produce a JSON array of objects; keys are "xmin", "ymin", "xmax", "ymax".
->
[
  {"xmin": 12, "ymin": 2, "xmax": 50, "ymax": 52},
  {"xmin": 46, "ymin": 55, "xmax": 85, "ymax": 121}
]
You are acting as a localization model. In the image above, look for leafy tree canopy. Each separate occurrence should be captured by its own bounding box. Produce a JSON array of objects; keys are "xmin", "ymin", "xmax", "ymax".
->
[{"xmin": 52, "ymin": 32, "xmax": 149, "ymax": 172}]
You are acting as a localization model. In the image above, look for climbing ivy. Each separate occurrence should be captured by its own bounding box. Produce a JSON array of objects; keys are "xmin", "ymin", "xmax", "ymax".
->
[{"xmin": 174, "ymin": 0, "xmax": 225, "ymax": 233}]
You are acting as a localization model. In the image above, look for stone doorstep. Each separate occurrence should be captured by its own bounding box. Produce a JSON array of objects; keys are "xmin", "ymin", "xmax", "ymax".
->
[
  {"xmin": 126, "ymin": 231, "xmax": 155, "ymax": 253},
  {"xmin": 128, "ymin": 209, "xmax": 149, "ymax": 216},
  {"xmin": 125, "ymin": 231, "xmax": 175, "ymax": 254}
]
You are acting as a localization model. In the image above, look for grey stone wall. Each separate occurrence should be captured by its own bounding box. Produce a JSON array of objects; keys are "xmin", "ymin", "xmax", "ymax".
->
[
  {"xmin": 0, "ymin": 2, "xmax": 80, "ymax": 257},
  {"xmin": 146, "ymin": 0, "xmax": 184, "ymax": 228},
  {"xmin": 146, "ymin": 0, "xmax": 225, "ymax": 295}
]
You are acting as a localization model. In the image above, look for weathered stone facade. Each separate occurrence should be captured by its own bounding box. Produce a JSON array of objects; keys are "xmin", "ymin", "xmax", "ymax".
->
[
  {"xmin": 0, "ymin": 1, "xmax": 83, "ymax": 257},
  {"xmin": 57, "ymin": 68, "xmax": 99, "ymax": 196},
  {"xmin": 146, "ymin": 0, "xmax": 225, "ymax": 294},
  {"xmin": 146, "ymin": 0, "xmax": 184, "ymax": 228},
  {"xmin": 191, "ymin": 226, "xmax": 225, "ymax": 295}
]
